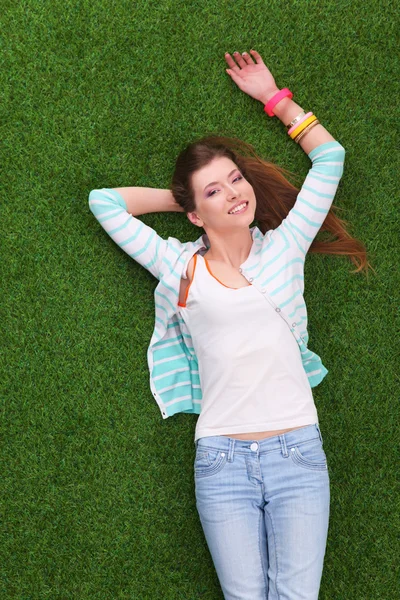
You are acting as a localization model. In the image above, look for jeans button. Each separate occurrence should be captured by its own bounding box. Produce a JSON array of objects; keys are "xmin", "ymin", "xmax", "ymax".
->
[{"xmin": 250, "ymin": 442, "xmax": 258, "ymax": 452}]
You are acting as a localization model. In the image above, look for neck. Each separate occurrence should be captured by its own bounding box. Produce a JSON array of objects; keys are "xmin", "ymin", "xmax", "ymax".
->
[{"xmin": 204, "ymin": 227, "xmax": 253, "ymax": 267}]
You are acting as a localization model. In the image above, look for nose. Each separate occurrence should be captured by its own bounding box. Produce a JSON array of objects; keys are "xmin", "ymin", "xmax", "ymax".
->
[{"xmin": 227, "ymin": 187, "xmax": 239, "ymax": 200}]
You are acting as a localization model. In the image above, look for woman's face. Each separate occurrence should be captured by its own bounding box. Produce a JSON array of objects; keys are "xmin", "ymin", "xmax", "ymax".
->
[{"xmin": 188, "ymin": 156, "xmax": 256, "ymax": 231}]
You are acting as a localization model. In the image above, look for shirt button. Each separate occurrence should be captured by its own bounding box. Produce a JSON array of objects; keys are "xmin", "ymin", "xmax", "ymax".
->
[
  {"xmin": 275, "ymin": 308, "xmax": 281, "ymax": 312},
  {"xmin": 292, "ymin": 323, "xmax": 296, "ymax": 327},
  {"xmin": 249, "ymin": 277, "xmax": 253, "ymax": 282}
]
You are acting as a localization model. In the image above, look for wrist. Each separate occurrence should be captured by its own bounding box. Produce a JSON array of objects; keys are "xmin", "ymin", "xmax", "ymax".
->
[
  {"xmin": 261, "ymin": 88, "xmax": 308, "ymax": 129},
  {"xmin": 272, "ymin": 97, "xmax": 305, "ymax": 126},
  {"xmin": 261, "ymin": 88, "xmax": 280, "ymax": 105}
]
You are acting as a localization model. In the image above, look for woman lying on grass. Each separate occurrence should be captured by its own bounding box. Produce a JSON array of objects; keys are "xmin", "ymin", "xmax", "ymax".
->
[{"xmin": 89, "ymin": 48, "xmax": 372, "ymax": 600}]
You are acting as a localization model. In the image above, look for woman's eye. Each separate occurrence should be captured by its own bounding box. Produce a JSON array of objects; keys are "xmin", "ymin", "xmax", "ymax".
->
[{"xmin": 208, "ymin": 175, "xmax": 243, "ymax": 197}]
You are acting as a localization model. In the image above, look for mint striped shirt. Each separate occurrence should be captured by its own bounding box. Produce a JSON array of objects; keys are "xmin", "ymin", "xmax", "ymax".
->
[{"xmin": 88, "ymin": 140, "xmax": 345, "ymax": 422}]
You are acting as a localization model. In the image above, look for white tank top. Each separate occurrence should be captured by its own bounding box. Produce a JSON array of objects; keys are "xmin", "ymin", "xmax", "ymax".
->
[{"xmin": 178, "ymin": 253, "xmax": 318, "ymax": 442}]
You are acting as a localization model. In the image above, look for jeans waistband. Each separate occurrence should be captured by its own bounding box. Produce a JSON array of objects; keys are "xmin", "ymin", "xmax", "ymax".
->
[{"xmin": 195, "ymin": 423, "xmax": 323, "ymax": 457}]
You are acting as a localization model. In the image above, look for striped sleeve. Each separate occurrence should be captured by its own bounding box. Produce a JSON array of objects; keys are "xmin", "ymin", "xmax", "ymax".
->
[
  {"xmin": 88, "ymin": 188, "xmax": 169, "ymax": 281},
  {"xmin": 278, "ymin": 140, "xmax": 346, "ymax": 257}
]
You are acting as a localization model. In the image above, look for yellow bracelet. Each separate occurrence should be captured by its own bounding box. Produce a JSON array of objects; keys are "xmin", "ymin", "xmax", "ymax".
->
[
  {"xmin": 289, "ymin": 115, "xmax": 318, "ymax": 139},
  {"xmin": 294, "ymin": 119, "xmax": 320, "ymax": 144},
  {"xmin": 286, "ymin": 110, "xmax": 306, "ymax": 129}
]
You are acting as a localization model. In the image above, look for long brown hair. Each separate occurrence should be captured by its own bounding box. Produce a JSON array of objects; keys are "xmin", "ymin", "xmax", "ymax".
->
[{"xmin": 171, "ymin": 134, "xmax": 374, "ymax": 276}]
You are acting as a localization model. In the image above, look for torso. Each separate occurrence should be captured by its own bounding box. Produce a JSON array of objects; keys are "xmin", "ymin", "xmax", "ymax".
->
[
  {"xmin": 179, "ymin": 252, "xmax": 311, "ymax": 441},
  {"xmin": 178, "ymin": 251, "xmax": 250, "ymax": 305}
]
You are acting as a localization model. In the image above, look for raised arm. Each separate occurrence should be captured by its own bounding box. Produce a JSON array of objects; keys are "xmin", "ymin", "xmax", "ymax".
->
[
  {"xmin": 225, "ymin": 50, "xmax": 336, "ymax": 155},
  {"xmin": 225, "ymin": 50, "xmax": 345, "ymax": 256},
  {"xmin": 261, "ymin": 92, "xmax": 336, "ymax": 155},
  {"xmin": 88, "ymin": 187, "xmax": 182, "ymax": 281},
  {"xmin": 272, "ymin": 140, "xmax": 346, "ymax": 257},
  {"xmin": 260, "ymin": 90, "xmax": 346, "ymax": 256},
  {"xmin": 112, "ymin": 187, "xmax": 184, "ymax": 216}
]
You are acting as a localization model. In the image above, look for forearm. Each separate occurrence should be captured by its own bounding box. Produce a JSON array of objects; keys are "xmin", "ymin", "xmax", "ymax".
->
[
  {"xmin": 262, "ymin": 91, "xmax": 336, "ymax": 155},
  {"xmin": 113, "ymin": 186, "xmax": 184, "ymax": 216}
]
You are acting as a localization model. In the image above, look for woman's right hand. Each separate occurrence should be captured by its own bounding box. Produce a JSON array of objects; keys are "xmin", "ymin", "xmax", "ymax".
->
[{"xmin": 225, "ymin": 50, "xmax": 280, "ymax": 105}]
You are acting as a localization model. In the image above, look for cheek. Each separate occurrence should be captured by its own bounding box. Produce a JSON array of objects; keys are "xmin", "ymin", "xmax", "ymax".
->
[{"xmin": 246, "ymin": 182, "xmax": 255, "ymax": 198}]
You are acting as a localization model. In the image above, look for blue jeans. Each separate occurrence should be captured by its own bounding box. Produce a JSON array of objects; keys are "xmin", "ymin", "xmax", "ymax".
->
[{"xmin": 194, "ymin": 423, "xmax": 330, "ymax": 600}]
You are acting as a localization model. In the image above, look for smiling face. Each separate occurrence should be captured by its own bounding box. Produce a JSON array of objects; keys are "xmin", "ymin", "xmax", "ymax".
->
[{"xmin": 187, "ymin": 156, "xmax": 256, "ymax": 231}]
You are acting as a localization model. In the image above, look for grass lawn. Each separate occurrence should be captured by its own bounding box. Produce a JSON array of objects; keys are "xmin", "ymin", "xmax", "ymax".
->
[{"xmin": 2, "ymin": 1, "xmax": 398, "ymax": 598}]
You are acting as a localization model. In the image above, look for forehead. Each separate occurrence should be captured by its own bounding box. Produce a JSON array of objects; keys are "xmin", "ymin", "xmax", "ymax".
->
[{"xmin": 192, "ymin": 156, "xmax": 238, "ymax": 189}]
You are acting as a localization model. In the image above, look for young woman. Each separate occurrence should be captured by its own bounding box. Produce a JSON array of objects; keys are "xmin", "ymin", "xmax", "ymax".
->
[{"xmin": 89, "ymin": 50, "xmax": 371, "ymax": 600}]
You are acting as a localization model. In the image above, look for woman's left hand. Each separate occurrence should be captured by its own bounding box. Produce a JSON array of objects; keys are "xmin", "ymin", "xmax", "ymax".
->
[{"xmin": 225, "ymin": 50, "xmax": 280, "ymax": 105}]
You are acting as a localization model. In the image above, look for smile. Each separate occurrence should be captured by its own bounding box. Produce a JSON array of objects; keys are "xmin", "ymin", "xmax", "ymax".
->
[{"xmin": 228, "ymin": 201, "xmax": 249, "ymax": 215}]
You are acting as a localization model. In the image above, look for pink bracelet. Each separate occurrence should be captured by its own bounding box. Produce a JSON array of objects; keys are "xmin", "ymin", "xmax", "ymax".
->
[
  {"xmin": 287, "ymin": 111, "xmax": 314, "ymax": 135},
  {"xmin": 264, "ymin": 88, "xmax": 293, "ymax": 117}
]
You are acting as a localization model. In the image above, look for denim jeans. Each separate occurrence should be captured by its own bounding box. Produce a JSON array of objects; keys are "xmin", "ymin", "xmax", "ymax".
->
[{"xmin": 194, "ymin": 423, "xmax": 330, "ymax": 600}]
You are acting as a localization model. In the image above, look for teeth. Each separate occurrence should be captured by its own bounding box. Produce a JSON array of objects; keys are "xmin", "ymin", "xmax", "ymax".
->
[{"xmin": 229, "ymin": 202, "xmax": 247, "ymax": 214}]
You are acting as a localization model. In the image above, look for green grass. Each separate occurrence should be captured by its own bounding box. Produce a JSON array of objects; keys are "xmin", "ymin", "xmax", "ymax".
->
[{"xmin": 2, "ymin": 0, "xmax": 398, "ymax": 598}]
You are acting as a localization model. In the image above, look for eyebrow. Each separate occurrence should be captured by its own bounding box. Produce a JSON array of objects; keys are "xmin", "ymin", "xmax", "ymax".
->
[{"xmin": 203, "ymin": 168, "xmax": 239, "ymax": 192}]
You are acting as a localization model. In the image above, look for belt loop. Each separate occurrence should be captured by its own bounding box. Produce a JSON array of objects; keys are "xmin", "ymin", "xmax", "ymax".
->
[
  {"xmin": 315, "ymin": 422, "xmax": 323, "ymax": 444},
  {"xmin": 228, "ymin": 438, "xmax": 235, "ymax": 462},
  {"xmin": 279, "ymin": 434, "xmax": 288, "ymax": 457}
]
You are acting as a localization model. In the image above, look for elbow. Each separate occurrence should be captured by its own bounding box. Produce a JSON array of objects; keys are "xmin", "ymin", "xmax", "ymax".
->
[
  {"xmin": 337, "ymin": 144, "xmax": 346, "ymax": 170},
  {"xmin": 338, "ymin": 143, "xmax": 346, "ymax": 155},
  {"xmin": 88, "ymin": 188, "xmax": 103, "ymax": 211},
  {"xmin": 335, "ymin": 142, "xmax": 346, "ymax": 159},
  {"xmin": 88, "ymin": 189, "xmax": 99, "ymax": 202}
]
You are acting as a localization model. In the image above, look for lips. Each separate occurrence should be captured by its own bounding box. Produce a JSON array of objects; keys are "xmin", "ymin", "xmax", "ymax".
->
[{"xmin": 228, "ymin": 201, "xmax": 249, "ymax": 214}]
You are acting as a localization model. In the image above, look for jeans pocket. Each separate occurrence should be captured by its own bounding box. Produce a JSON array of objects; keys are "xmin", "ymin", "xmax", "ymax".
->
[
  {"xmin": 194, "ymin": 447, "xmax": 227, "ymax": 478},
  {"xmin": 289, "ymin": 438, "xmax": 328, "ymax": 471}
]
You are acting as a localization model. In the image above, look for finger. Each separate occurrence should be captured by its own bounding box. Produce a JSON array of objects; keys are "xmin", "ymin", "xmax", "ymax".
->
[
  {"xmin": 225, "ymin": 53, "xmax": 241, "ymax": 73},
  {"xmin": 224, "ymin": 53, "xmax": 238, "ymax": 69},
  {"xmin": 224, "ymin": 52, "xmax": 243, "ymax": 74},
  {"xmin": 249, "ymin": 49, "xmax": 264, "ymax": 64},
  {"xmin": 232, "ymin": 51, "xmax": 247, "ymax": 68},
  {"xmin": 241, "ymin": 51, "xmax": 254, "ymax": 65},
  {"xmin": 226, "ymin": 68, "xmax": 242, "ymax": 86}
]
